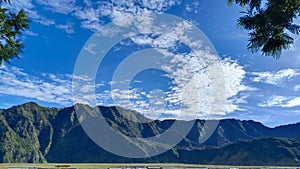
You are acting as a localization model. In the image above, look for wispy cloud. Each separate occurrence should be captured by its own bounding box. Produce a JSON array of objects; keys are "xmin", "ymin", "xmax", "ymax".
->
[
  {"xmin": 72, "ymin": 0, "xmax": 180, "ymax": 31},
  {"xmin": 23, "ymin": 30, "xmax": 38, "ymax": 36},
  {"xmin": 285, "ymin": 97, "xmax": 300, "ymax": 107},
  {"xmin": 3, "ymin": 0, "xmax": 34, "ymax": 12},
  {"xmin": 294, "ymin": 84, "xmax": 300, "ymax": 92},
  {"xmin": 252, "ymin": 69, "xmax": 300, "ymax": 86},
  {"xmin": 68, "ymin": 12, "xmax": 253, "ymax": 120},
  {"xmin": 75, "ymin": 57, "xmax": 252, "ymax": 120},
  {"xmin": 185, "ymin": 0, "xmax": 200, "ymax": 14},
  {"xmin": 258, "ymin": 95, "xmax": 290, "ymax": 107},
  {"xmin": 0, "ymin": 65, "xmax": 72, "ymax": 106},
  {"xmin": 73, "ymin": 6, "xmax": 102, "ymax": 31},
  {"xmin": 5, "ymin": 0, "xmax": 56, "ymax": 26},
  {"xmin": 128, "ymin": 21, "xmax": 252, "ymax": 117},
  {"xmin": 35, "ymin": 0, "xmax": 76, "ymax": 14},
  {"xmin": 34, "ymin": 17, "xmax": 56, "ymax": 26},
  {"xmin": 258, "ymin": 95, "xmax": 300, "ymax": 108},
  {"xmin": 4, "ymin": 0, "xmax": 183, "ymax": 35},
  {"xmin": 55, "ymin": 22, "xmax": 74, "ymax": 34},
  {"xmin": 222, "ymin": 59, "xmax": 255, "ymax": 112}
]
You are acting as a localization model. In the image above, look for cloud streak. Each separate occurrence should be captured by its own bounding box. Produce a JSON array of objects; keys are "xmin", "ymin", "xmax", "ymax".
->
[
  {"xmin": 35, "ymin": 0, "xmax": 76, "ymax": 14},
  {"xmin": 0, "ymin": 65, "xmax": 72, "ymax": 106},
  {"xmin": 294, "ymin": 84, "xmax": 300, "ymax": 92},
  {"xmin": 80, "ymin": 57, "xmax": 252, "ymax": 120},
  {"xmin": 4, "ymin": 0, "xmax": 56, "ymax": 26},
  {"xmin": 258, "ymin": 95, "xmax": 300, "ymax": 108},
  {"xmin": 252, "ymin": 69, "xmax": 300, "ymax": 86},
  {"xmin": 7, "ymin": 0, "xmax": 181, "ymax": 33},
  {"xmin": 55, "ymin": 22, "xmax": 74, "ymax": 34}
]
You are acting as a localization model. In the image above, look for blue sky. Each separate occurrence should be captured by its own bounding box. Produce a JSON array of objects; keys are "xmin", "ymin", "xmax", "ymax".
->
[{"xmin": 0, "ymin": 0, "xmax": 300, "ymax": 127}]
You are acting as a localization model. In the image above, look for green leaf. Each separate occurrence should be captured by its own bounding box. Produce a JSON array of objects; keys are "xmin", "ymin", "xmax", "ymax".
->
[
  {"xmin": 0, "ymin": 0, "xmax": 29, "ymax": 64},
  {"xmin": 229, "ymin": 0, "xmax": 300, "ymax": 58}
]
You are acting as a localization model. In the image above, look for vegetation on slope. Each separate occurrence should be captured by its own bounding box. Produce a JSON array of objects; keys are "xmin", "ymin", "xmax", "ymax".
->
[{"xmin": 0, "ymin": 102, "xmax": 299, "ymax": 165}]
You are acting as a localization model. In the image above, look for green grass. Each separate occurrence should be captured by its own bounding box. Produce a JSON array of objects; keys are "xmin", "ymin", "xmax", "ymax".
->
[{"xmin": 0, "ymin": 163, "xmax": 298, "ymax": 169}]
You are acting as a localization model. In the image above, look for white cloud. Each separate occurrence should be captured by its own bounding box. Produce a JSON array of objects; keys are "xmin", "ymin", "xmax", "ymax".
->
[
  {"xmin": 258, "ymin": 95, "xmax": 290, "ymax": 107},
  {"xmin": 48, "ymin": 0, "xmax": 179, "ymax": 32},
  {"xmin": 4, "ymin": 0, "xmax": 56, "ymax": 26},
  {"xmin": 73, "ymin": 6, "xmax": 102, "ymax": 31},
  {"xmin": 258, "ymin": 95, "xmax": 300, "ymax": 108},
  {"xmin": 24, "ymin": 30, "xmax": 38, "ymax": 36},
  {"xmin": 69, "ymin": 14, "xmax": 252, "ymax": 120},
  {"xmin": 84, "ymin": 43, "xmax": 97, "ymax": 54},
  {"xmin": 56, "ymin": 22, "xmax": 74, "ymax": 34},
  {"xmin": 0, "ymin": 65, "xmax": 72, "ymax": 106},
  {"xmin": 72, "ymin": 75, "xmax": 93, "ymax": 82},
  {"xmin": 252, "ymin": 69, "xmax": 300, "ymax": 85},
  {"xmin": 74, "ymin": 7, "xmax": 100, "ymax": 22},
  {"xmin": 185, "ymin": 0, "xmax": 200, "ymax": 14},
  {"xmin": 222, "ymin": 59, "xmax": 255, "ymax": 112},
  {"xmin": 2, "ymin": 0, "xmax": 34, "ymax": 12},
  {"xmin": 35, "ymin": 0, "xmax": 76, "ymax": 14},
  {"xmin": 284, "ymin": 97, "xmax": 300, "ymax": 107},
  {"xmin": 17, "ymin": 0, "xmax": 252, "ymax": 119},
  {"xmin": 294, "ymin": 84, "xmax": 300, "ymax": 91},
  {"xmin": 88, "ymin": 56, "xmax": 252, "ymax": 120},
  {"xmin": 222, "ymin": 59, "xmax": 249, "ymax": 98},
  {"xmin": 141, "ymin": 0, "xmax": 180, "ymax": 11},
  {"xmin": 111, "ymin": 88, "xmax": 141, "ymax": 100},
  {"xmin": 34, "ymin": 17, "xmax": 56, "ymax": 26},
  {"xmin": 4, "ymin": 0, "xmax": 182, "ymax": 33}
]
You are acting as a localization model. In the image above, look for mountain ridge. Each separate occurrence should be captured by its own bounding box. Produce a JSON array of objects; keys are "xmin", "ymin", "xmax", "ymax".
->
[
  {"xmin": 0, "ymin": 102, "xmax": 299, "ymax": 165},
  {"xmin": 2, "ymin": 102, "xmax": 299, "ymax": 128}
]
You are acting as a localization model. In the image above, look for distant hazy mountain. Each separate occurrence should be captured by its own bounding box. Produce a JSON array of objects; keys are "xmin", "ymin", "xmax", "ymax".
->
[{"xmin": 0, "ymin": 102, "xmax": 299, "ymax": 165}]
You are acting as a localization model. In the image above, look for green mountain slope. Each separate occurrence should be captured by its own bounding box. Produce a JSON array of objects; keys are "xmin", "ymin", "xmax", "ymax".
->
[
  {"xmin": 0, "ymin": 102, "xmax": 59, "ymax": 162},
  {"xmin": 210, "ymin": 137, "xmax": 300, "ymax": 166},
  {"xmin": 0, "ymin": 102, "xmax": 300, "ymax": 165},
  {"xmin": 170, "ymin": 137, "xmax": 300, "ymax": 166}
]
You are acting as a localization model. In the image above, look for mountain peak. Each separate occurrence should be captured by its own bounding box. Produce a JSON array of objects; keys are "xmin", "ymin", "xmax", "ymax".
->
[{"xmin": 21, "ymin": 101, "xmax": 40, "ymax": 107}]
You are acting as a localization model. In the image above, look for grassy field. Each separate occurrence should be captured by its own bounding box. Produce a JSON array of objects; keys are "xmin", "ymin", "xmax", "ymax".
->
[{"xmin": 0, "ymin": 163, "xmax": 298, "ymax": 169}]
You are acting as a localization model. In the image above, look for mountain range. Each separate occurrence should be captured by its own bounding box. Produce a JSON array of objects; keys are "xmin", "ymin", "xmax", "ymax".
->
[{"xmin": 0, "ymin": 102, "xmax": 300, "ymax": 166}]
